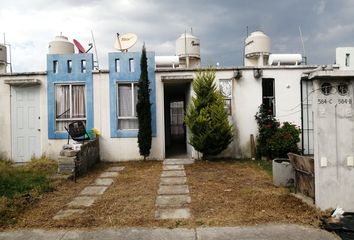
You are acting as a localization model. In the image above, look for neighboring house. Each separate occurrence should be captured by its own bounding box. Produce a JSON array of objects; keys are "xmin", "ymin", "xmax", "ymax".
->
[
  {"xmin": 301, "ymin": 47, "xmax": 354, "ymax": 211},
  {"xmin": 0, "ymin": 31, "xmax": 325, "ymax": 162}
]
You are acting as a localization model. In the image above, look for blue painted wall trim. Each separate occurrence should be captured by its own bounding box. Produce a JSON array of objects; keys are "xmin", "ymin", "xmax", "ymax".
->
[
  {"xmin": 109, "ymin": 51, "xmax": 156, "ymax": 138},
  {"xmin": 47, "ymin": 53, "xmax": 94, "ymax": 139}
]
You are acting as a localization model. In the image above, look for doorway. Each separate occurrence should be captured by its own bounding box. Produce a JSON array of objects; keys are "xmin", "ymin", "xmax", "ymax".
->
[
  {"xmin": 164, "ymin": 82, "xmax": 190, "ymax": 158},
  {"xmin": 11, "ymin": 86, "xmax": 41, "ymax": 162}
]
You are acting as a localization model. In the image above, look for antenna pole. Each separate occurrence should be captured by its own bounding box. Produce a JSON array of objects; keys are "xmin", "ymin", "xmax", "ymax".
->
[
  {"xmin": 91, "ymin": 30, "xmax": 99, "ymax": 70},
  {"xmin": 299, "ymin": 26, "xmax": 307, "ymax": 64},
  {"xmin": 185, "ymin": 29, "xmax": 189, "ymax": 68}
]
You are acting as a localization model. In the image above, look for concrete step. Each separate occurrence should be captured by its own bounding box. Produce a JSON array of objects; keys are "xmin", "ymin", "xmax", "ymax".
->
[
  {"xmin": 160, "ymin": 177, "xmax": 187, "ymax": 185},
  {"xmin": 155, "ymin": 208, "xmax": 191, "ymax": 220},
  {"xmin": 161, "ymin": 170, "xmax": 186, "ymax": 177},
  {"xmin": 163, "ymin": 159, "xmax": 195, "ymax": 165},
  {"xmin": 158, "ymin": 185, "xmax": 189, "ymax": 195},
  {"xmin": 156, "ymin": 195, "xmax": 191, "ymax": 207}
]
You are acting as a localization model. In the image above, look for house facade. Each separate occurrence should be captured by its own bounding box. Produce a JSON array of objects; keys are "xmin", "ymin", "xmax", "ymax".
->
[
  {"xmin": 0, "ymin": 31, "xmax": 318, "ymax": 162},
  {"xmin": 2, "ymin": 31, "xmax": 354, "ymax": 211}
]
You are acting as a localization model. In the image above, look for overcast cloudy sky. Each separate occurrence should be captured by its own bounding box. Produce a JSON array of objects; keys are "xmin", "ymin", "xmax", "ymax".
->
[{"xmin": 1, "ymin": 0, "xmax": 354, "ymax": 72}]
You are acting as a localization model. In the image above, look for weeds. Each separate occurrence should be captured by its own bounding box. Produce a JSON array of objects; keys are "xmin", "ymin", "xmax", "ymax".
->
[{"xmin": 0, "ymin": 156, "xmax": 57, "ymax": 226}]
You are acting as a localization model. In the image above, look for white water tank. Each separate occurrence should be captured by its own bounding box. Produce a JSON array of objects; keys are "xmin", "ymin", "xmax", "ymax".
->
[
  {"xmin": 269, "ymin": 54, "xmax": 302, "ymax": 65},
  {"xmin": 176, "ymin": 32, "xmax": 201, "ymax": 68},
  {"xmin": 176, "ymin": 33, "xmax": 200, "ymax": 57},
  {"xmin": 245, "ymin": 31, "xmax": 271, "ymax": 57},
  {"xmin": 0, "ymin": 44, "xmax": 6, "ymax": 73},
  {"xmin": 48, "ymin": 35, "xmax": 74, "ymax": 54},
  {"xmin": 155, "ymin": 56, "xmax": 179, "ymax": 68}
]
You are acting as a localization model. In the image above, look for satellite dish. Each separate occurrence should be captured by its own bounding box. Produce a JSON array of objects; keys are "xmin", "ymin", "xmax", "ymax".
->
[
  {"xmin": 114, "ymin": 33, "xmax": 138, "ymax": 52},
  {"xmin": 73, "ymin": 39, "xmax": 86, "ymax": 53}
]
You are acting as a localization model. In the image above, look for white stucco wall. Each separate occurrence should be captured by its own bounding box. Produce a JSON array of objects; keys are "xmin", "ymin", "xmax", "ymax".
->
[
  {"xmin": 0, "ymin": 74, "xmax": 49, "ymax": 160},
  {"xmin": 0, "ymin": 65, "xmax": 313, "ymax": 162},
  {"xmin": 231, "ymin": 67, "xmax": 306, "ymax": 158},
  {"xmin": 0, "ymin": 76, "xmax": 12, "ymax": 159},
  {"xmin": 92, "ymin": 72, "xmax": 163, "ymax": 161},
  {"xmin": 313, "ymin": 77, "xmax": 354, "ymax": 211}
]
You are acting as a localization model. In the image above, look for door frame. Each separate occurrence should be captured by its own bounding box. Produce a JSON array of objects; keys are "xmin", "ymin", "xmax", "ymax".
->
[{"xmin": 10, "ymin": 85, "xmax": 41, "ymax": 162}]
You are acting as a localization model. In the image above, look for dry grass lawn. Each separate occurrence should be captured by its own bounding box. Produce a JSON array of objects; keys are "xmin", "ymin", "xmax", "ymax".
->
[
  {"xmin": 185, "ymin": 160, "xmax": 322, "ymax": 227},
  {"xmin": 3, "ymin": 159, "xmax": 322, "ymax": 229}
]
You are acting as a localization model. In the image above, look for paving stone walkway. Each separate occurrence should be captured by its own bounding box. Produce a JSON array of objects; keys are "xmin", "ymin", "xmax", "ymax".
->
[
  {"xmin": 53, "ymin": 166, "xmax": 125, "ymax": 220},
  {"xmin": 155, "ymin": 158, "xmax": 194, "ymax": 220}
]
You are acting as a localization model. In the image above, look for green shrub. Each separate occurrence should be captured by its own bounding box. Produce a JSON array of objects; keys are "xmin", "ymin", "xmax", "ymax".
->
[
  {"xmin": 255, "ymin": 105, "xmax": 279, "ymax": 158},
  {"xmin": 255, "ymin": 105, "xmax": 301, "ymax": 159},
  {"xmin": 268, "ymin": 122, "xmax": 301, "ymax": 158}
]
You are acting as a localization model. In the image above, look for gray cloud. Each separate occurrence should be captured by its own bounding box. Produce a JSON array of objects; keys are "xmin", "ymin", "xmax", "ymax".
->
[{"xmin": 1, "ymin": 0, "xmax": 354, "ymax": 71}]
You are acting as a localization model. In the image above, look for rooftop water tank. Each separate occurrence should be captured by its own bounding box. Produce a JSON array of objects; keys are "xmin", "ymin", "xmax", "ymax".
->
[
  {"xmin": 48, "ymin": 35, "xmax": 74, "ymax": 54},
  {"xmin": 0, "ymin": 44, "xmax": 7, "ymax": 63},
  {"xmin": 269, "ymin": 54, "xmax": 302, "ymax": 65},
  {"xmin": 155, "ymin": 56, "xmax": 179, "ymax": 68},
  {"xmin": 176, "ymin": 33, "xmax": 200, "ymax": 58},
  {"xmin": 245, "ymin": 31, "xmax": 271, "ymax": 57}
]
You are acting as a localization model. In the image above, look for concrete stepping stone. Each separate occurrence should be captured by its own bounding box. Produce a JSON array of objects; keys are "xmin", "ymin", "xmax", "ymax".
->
[
  {"xmin": 155, "ymin": 208, "xmax": 191, "ymax": 219},
  {"xmin": 156, "ymin": 195, "xmax": 191, "ymax": 207},
  {"xmin": 80, "ymin": 186, "xmax": 108, "ymax": 196},
  {"xmin": 100, "ymin": 171, "xmax": 119, "ymax": 178},
  {"xmin": 161, "ymin": 170, "xmax": 186, "ymax": 177},
  {"xmin": 160, "ymin": 177, "xmax": 187, "ymax": 185},
  {"xmin": 67, "ymin": 196, "xmax": 97, "ymax": 208},
  {"xmin": 93, "ymin": 178, "xmax": 114, "ymax": 186},
  {"xmin": 106, "ymin": 166, "xmax": 125, "ymax": 172},
  {"xmin": 158, "ymin": 185, "xmax": 189, "ymax": 195},
  {"xmin": 164, "ymin": 159, "xmax": 195, "ymax": 165},
  {"xmin": 163, "ymin": 165, "xmax": 184, "ymax": 171},
  {"xmin": 53, "ymin": 209, "xmax": 84, "ymax": 220}
]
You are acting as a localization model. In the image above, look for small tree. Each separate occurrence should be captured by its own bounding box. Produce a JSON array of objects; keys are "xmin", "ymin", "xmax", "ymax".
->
[
  {"xmin": 137, "ymin": 45, "xmax": 152, "ymax": 160},
  {"xmin": 184, "ymin": 69, "xmax": 233, "ymax": 160}
]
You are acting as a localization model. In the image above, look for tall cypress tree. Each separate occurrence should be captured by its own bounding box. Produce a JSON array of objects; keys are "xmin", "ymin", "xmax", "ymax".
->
[
  {"xmin": 184, "ymin": 69, "xmax": 233, "ymax": 160},
  {"xmin": 137, "ymin": 45, "xmax": 152, "ymax": 160}
]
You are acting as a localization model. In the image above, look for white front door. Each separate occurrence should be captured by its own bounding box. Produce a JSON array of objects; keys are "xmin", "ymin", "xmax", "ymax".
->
[{"xmin": 11, "ymin": 86, "xmax": 41, "ymax": 162}]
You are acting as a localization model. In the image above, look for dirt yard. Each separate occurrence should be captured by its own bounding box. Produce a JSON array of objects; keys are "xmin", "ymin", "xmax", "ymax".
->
[
  {"xmin": 185, "ymin": 161, "xmax": 321, "ymax": 227},
  {"xmin": 3, "ymin": 160, "xmax": 322, "ymax": 229}
]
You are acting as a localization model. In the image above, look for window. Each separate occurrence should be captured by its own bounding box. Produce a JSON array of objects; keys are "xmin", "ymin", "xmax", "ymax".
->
[
  {"xmin": 170, "ymin": 101, "xmax": 185, "ymax": 137},
  {"xmin": 129, "ymin": 58, "xmax": 134, "ymax": 72},
  {"xmin": 117, "ymin": 83, "xmax": 138, "ymax": 130},
  {"xmin": 115, "ymin": 59, "xmax": 120, "ymax": 72},
  {"xmin": 219, "ymin": 79, "xmax": 232, "ymax": 115},
  {"xmin": 346, "ymin": 53, "xmax": 350, "ymax": 67},
  {"xmin": 67, "ymin": 60, "xmax": 72, "ymax": 73},
  {"xmin": 262, "ymin": 78, "xmax": 275, "ymax": 116},
  {"xmin": 81, "ymin": 60, "xmax": 86, "ymax": 73},
  {"xmin": 53, "ymin": 60, "xmax": 58, "ymax": 74},
  {"xmin": 55, "ymin": 84, "xmax": 86, "ymax": 131}
]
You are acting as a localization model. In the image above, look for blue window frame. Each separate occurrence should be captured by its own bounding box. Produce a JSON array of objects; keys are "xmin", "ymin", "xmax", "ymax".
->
[
  {"xmin": 47, "ymin": 53, "xmax": 94, "ymax": 139},
  {"xmin": 109, "ymin": 52, "xmax": 156, "ymax": 138}
]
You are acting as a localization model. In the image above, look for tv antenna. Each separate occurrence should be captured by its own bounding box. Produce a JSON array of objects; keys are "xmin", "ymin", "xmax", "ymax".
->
[
  {"xmin": 91, "ymin": 30, "xmax": 99, "ymax": 70},
  {"xmin": 114, "ymin": 33, "xmax": 137, "ymax": 52},
  {"xmin": 299, "ymin": 26, "xmax": 307, "ymax": 64}
]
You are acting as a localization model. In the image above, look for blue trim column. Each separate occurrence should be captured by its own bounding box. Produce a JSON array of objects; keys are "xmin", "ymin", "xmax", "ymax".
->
[
  {"xmin": 47, "ymin": 53, "xmax": 94, "ymax": 139},
  {"xmin": 109, "ymin": 51, "xmax": 156, "ymax": 138}
]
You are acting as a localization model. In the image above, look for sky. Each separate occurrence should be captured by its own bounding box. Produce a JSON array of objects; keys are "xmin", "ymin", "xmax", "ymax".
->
[{"xmin": 1, "ymin": 0, "xmax": 354, "ymax": 72}]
